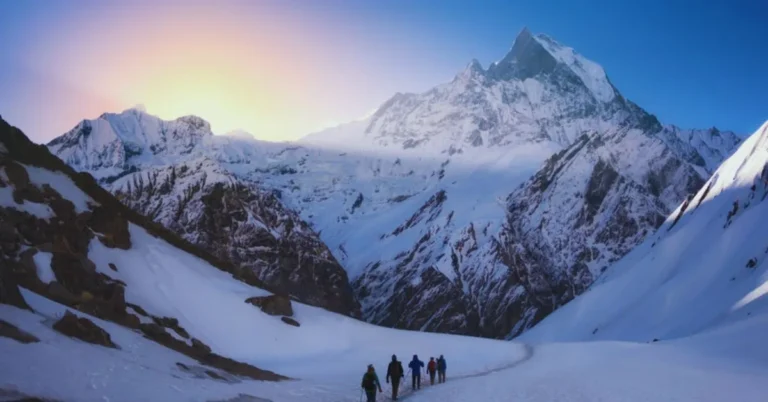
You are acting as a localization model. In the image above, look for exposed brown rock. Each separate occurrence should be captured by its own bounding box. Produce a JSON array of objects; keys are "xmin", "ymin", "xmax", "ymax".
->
[
  {"xmin": 123, "ymin": 313, "xmax": 141, "ymax": 329},
  {"xmin": 200, "ymin": 353, "xmax": 286, "ymax": 382},
  {"xmin": 0, "ymin": 319, "xmax": 39, "ymax": 343},
  {"xmin": 0, "ymin": 388, "xmax": 60, "ymax": 402},
  {"xmin": 52, "ymin": 311, "xmax": 118, "ymax": 349},
  {"xmin": 205, "ymin": 370, "xmax": 226, "ymax": 381},
  {"xmin": 280, "ymin": 317, "xmax": 300, "ymax": 327},
  {"xmin": 0, "ymin": 120, "xmax": 289, "ymax": 382},
  {"xmin": 110, "ymin": 284, "xmax": 127, "ymax": 310},
  {"xmin": 108, "ymin": 263, "xmax": 118, "ymax": 272},
  {"xmin": 0, "ymin": 221, "xmax": 17, "ymax": 243},
  {"xmin": 191, "ymin": 338, "xmax": 212, "ymax": 355},
  {"xmin": 4, "ymin": 161, "xmax": 31, "ymax": 190},
  {"xmin": 46, "ymin": 282, "xmax": 77, "ymax": 305},
  {"xmin": 139, "ymin": 322, "xmax": 169, "ymax": 340},
  {"xmin": 88, "ymin": 206, "xmax": 131, "ymax": 249},
  {"xmin": 152, "ymin": 316, "xmax": 190, "ymax": 339},
  {"xmin": 0, "ymin": 265, "xmax": 31, "ymax": 310},
  {"xmin": 0, "ymin": 219, "xmax": 21, "ymax": 256},
  {"xmin": 245, "ymin": 294, "xmax": 293, "ymax": 317},
  {"xmin": 140, "ymin": 320, "xmax": 287, "ymax": 381},
  {"xmin": 19, "ymin": 248, "xmax": 40, "ymax": 277},
  {"xmin": 126, "ymin": 302, "xmax": 149, "ymax": 317}
]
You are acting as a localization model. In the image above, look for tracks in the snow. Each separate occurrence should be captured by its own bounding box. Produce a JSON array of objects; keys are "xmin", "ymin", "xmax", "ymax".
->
[{"xmin": 385, "ymin": 343, "xmax": 534, "ymax": 401}]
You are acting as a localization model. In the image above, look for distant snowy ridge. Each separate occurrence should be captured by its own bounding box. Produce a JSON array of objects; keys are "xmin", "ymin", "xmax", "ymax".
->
[
  {"xmin": 523, "ymin": 120, "xmax": 768, "ymax": 343},
  {"xmin": 48, "ymin": 28, "xmax": 741, "ymax": 339},
  {"xmin": 0, "ymin": 117, "xmax": 532, "ymax": 402},
  {"xmin": 49, "ymin": 108, "xmax": 361, "ymax": 317}
]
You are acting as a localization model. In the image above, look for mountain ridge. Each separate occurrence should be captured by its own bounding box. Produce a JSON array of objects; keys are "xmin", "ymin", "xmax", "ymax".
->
[{"xmin": 48, "ymin": 29, "xmax": 741, "ymax": 339}]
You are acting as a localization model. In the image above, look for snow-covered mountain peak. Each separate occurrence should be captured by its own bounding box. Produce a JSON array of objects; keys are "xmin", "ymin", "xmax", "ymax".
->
[
  {"xmin": 48, "ymin": 108, "xmax": 217, "ymax": 177},
  {"xmin": 305, "ymin": 29, "xmax": 639, "ymax": 154},
  {"xmin": 523, "ymin": 120, "xmax": 768, "ymax": 343},
  {"xmin": 488, "ymin": 28, "xmax": 616, "ymax": 103},
  {"xmin": 456, "ymin": 58, "xmax": 486, "ymax": 81},
  {"xmin": 532, "ymin": 33, "xmax": 616, "ymax": 103},
  {"xmin": 487, "ymin": 26, "xmax": 557, "ymax": 81}
]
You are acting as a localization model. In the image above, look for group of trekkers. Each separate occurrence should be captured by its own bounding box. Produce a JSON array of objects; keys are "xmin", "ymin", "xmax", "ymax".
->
[{"xmin": 361, "ymin": 354, "xmax": 447, "ymax": 401}]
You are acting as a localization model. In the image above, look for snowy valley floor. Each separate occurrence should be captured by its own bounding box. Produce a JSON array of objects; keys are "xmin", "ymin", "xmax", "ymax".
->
[
  {"xmin": 3, "ymin": 293, "xmax": 768, "ymax": 402},
  {"xmin": 2, "ymin": 166, "xmax": 767, "ymax": 401}
]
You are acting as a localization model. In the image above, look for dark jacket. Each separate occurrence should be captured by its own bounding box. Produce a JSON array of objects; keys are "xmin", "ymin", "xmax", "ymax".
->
[
  {"xmin": 408, "ymin": 357, "xmax": 424, "ymax": 376},
  {"xmin": 361, "ymin": 372, "xmax": 381, "ymax": 391},
  {"xmin": 437, "ymin": 357, "xmax": 446, "ymax": 371},
  {"xmin": 387, "ymin": 360, "xmax": 404, "ymax": 382}
]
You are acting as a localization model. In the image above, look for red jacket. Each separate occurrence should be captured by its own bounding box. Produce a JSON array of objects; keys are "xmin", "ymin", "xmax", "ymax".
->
[{"xmin": 427, "ymin": 361, "xmax": 437, "ymax": 373}]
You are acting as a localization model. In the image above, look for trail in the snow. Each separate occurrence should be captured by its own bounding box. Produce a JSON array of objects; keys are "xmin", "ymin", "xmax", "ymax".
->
[{"xmin": 388, "ymin": 344, "xmax": 534, "ymax": 401}]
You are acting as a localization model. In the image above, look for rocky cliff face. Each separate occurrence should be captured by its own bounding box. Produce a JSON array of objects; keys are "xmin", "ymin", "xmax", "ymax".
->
[
  {"xmin": 48, "ymin": 112, "xmax": 360, "ymax": 317},
  {"xmin": 48, "ymin": 28, "xmax": 741, "ymax": 338},
  {"xmin": 110, "ymin": 159, "xmax": 358, "ymax": 316},
  {"xmin": 0, "ymin": 118, "xmax": 286, "ymax": 380},
  {"xmin": 302, "ymin": 28, "xmax": 741, "ymax": 338}
]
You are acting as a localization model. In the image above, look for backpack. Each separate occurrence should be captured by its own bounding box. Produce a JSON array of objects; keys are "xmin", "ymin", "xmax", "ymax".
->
[
  {"xmin": 428, "ymin": 361, "xmax": 436, "ymax": 372},
  {"xmin": 389, "ymin": 361, "xmax": 403, "ymax": 377},
  {"xmin": 362, "ymin": 373, "xmax": 376, "ymax": 390}
]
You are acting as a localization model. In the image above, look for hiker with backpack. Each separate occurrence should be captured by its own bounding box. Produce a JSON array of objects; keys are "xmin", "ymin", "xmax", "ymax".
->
[
  {"xmin": 386, "ymin": 354, "xmax": 405, "ymax": 400},
  {"xmin": 408, "ymin": 355, "xmax": 424, "ymax": 390},
  {"xmin": 437, "ymin": 355, "xmax": 447, "ymax": 383},
  {"xmin": 427, "ymin": 357, "xmax": 437, "ymax": 385},
  {"xmin": 361, "ymin": 364, "xmax": 383, "ymax": 402}
]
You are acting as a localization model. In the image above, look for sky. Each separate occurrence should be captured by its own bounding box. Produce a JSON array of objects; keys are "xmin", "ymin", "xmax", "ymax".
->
[{"xmin": 0, "ymin": 0, "xmax": 766, "ymax": 143}]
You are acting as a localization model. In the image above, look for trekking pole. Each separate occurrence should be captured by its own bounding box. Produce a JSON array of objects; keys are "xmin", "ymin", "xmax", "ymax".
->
[{"xmin": 359, "ymin": 388, "xmax": 363, "ymax": 402}]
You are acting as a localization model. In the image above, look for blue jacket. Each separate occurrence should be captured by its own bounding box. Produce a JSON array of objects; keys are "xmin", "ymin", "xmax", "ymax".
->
[
  {"xmin": 408, "ymin": 358, "xmax": 424, "ymax": 376},
  {"xmin": 437, "ymin": 357, "xmax": 446, "ymax": 371}
]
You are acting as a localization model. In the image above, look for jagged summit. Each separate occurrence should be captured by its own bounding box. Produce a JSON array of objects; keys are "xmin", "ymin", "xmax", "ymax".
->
[
  {"xmin": 486, "ymin": 28, "xmax": 616, "ymax": 103},
  {"xmin": 487, "ymin": 26, "xmax": 558, "ymax": 81},
  {"xmin": 302, "ymin": 28, "xmax": 637, "ymax": 154},
  {"xmin": 454, "ymin": 58, "xmax": 486, "ymax": 82}
]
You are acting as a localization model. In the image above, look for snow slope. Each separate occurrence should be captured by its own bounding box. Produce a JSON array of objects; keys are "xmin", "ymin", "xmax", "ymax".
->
[
  {"xmin": 522, "ymin": 121, "xmax": 768, "ymax": 343},
  {"xmin": 50, "ymin": 109, "xmax": 360, "ymax": 316},
  {"xmin": 10, "ymin": 290, "xmax": 768, "ymax": 402},
  {"xmin": 1, "ymin": 117, "xmax": 527, "ymax": 401},
  {"xmin": 405, "ymin": 323, "xmax": 768, "ymax": 402}
]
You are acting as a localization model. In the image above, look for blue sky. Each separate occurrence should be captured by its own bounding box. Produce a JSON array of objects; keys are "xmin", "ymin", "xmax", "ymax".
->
[{"xmin": 1, "ymin": 0, "xmax": 766, "ymax": 142}]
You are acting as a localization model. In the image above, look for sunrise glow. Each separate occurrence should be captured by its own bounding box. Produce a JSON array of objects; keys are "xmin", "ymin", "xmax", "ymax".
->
[{"xmin": 14, "ymin": 2, "xmax": 405, "ymax": 140}]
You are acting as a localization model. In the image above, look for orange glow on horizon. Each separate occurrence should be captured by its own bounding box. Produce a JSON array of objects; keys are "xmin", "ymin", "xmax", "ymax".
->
[{"xmin": 25, "ymin": 3, "xmax": 364, "ymax": 140}]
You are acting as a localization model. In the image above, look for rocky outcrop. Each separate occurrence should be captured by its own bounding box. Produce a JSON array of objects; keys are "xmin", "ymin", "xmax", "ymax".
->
[
  {"xmin": 280, "ymin": 317, "xmax": 300, "ymax": 327},
  {"xmin": 111, "ymin": 165, "xmax": 360, "ymax": 317},
  {"xmin": 0, "ymin": 263, "xmax": 32, "ymax": 311},
  {"xmin": 0, "ymin": 319, "xmax": 40, "ymax": 344},
  {"xmin": 138, "ymin": 319, "xmax": 286, "ymax": 381},
  {"xmin": 245, "ymin": 295, "xmax": 294, "ymax": 317},
  {"xmin": 53, "ymin": 311, "xmax": 118, "ymax": 348},
  {"xmin": 0, "ymin": 118, "xmax": 287, "ymax": 381}
]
